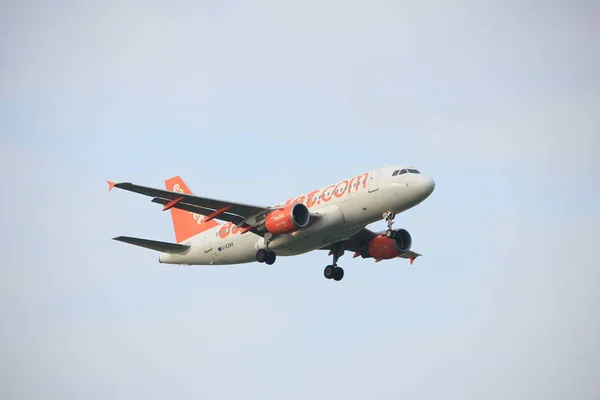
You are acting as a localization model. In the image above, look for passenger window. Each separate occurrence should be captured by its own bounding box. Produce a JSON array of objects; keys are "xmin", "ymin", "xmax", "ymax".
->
[{"xmin": 392, "ymin": 170, "xmax": 399, "ymax": 176}]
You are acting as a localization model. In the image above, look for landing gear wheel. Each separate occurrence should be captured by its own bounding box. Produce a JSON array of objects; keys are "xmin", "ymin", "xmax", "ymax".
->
[
  {"xmin": 324, "ymin": 265, "xmax": 335, "ymax": 279},
  {"xmin": 256, "ymin": 249, "xmax": 267, "ymax": 263},
  {"xmin": 333, "ymin": 267, "xmax": 344, "ymax": 281},
  {"xmin": 385, "ymin": 229, "xmax": 395, "ymax": 238},
  {"xmin": 265, "ymin": 251, "xmax": 276, "ymax": 265}
]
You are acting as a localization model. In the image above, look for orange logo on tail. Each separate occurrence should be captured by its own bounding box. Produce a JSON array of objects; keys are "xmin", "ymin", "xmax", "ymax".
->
[{"xmin": 165, "ymin": 176, "xmax": 219, "ymax": 243}]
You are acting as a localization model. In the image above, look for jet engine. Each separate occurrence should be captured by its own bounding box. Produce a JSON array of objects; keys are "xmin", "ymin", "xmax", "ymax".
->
[
  {"xmin": 261, "ymin": 203, "xmax": 310, "ymax": 234},
  {"xmin": 367, "ymin": 229, "xmax": 412, "ymax": 260}
]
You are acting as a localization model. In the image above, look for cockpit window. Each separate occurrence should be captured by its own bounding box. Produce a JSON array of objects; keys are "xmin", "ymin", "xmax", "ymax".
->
[{"xmin": 393, "ymin": 169, "xmax": 411, "ymax": 176}]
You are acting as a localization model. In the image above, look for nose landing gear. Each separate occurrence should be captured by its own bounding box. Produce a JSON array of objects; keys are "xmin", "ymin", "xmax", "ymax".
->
[
  {"xmin": 383, "ymin": 211, "xmax": 396, "ymax": 238},
  {"xmin": 324, "ymin": 242, "xmax": 345, "ymax": 281}
]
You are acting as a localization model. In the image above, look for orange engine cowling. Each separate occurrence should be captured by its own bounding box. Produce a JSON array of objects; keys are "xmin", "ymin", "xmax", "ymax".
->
[
  {"xmin": 263, "ymin": 203, "xmax": 310, "ymax": 234},
  {"xmin": 367, "ymin": 229, "xmax": 412, "ymax": 260}
]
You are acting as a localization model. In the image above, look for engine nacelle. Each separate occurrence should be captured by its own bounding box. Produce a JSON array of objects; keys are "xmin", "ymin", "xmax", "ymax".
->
[
  {"xmin": 262, "ymin": 203, "xmax": 310, "ymax": 234},
  {"xmin": 367, "ymin": 229, "xmax": 412, "ymax": 260}
]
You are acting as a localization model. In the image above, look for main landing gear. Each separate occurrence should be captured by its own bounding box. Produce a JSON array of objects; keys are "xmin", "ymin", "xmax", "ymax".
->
[
  {"xmin": 383, "ymin": 211, "xmax": 396, "ymax": 238},
  {"xmin": 256, "ymin": 248, "xmax": 276, "ymax": 265},
  {"xmin": 256, "ymin": 233, "xmax": 276, "ymax": 265},
  {"xmin": 324, "ymin": 264, "xmax": 344, "ymax": 281},
  {"xmin": 324, "ymin": 242, "xmax": 345, "ymax": 281}
]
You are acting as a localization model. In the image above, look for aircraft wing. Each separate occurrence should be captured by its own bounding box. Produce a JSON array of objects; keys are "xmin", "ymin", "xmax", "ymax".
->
[
  {"xmin": 322, "ymin": 228, "xmax": 422, "ymax": 262},
  {"xmin": 341, "ymin": 227, "xmax": 379, "ymax": 252},
  {"xmin": 108, "ymin": 181, "xmax": 270, "ymax": 225}
]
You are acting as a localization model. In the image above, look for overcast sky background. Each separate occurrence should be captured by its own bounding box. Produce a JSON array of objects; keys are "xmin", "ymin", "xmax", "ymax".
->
[{"xmin": 1, "ymin": 1, "xmax": 599, "ymax": 399}]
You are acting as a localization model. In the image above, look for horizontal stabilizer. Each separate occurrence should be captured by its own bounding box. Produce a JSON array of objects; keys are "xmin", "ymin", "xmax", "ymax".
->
[{"xmin": 113, "ymin": 236, "xmax": 190, "ymax": 253}]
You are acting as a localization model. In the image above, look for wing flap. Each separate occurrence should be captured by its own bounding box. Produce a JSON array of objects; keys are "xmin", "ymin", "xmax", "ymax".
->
[{"xmin": 113, "ymin": 236, "xmax": 190, "ymax": 253}]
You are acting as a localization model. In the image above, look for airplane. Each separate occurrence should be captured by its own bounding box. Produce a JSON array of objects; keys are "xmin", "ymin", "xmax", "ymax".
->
[{"xmin": 107, "ymin": 165, "xmax": 435, "ymax": 281}]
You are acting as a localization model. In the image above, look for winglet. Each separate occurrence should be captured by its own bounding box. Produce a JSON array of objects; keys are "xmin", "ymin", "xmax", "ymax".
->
[
  {"xmin": 410, "ymin": 258, "xmax": 415, "ymax": 265},
  {"xmin": 107, "ymin": 181, "xmax": 116, "ymax": 192}
]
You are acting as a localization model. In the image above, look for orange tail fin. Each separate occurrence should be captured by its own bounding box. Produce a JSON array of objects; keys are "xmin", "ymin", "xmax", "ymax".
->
[{"xmin": 164, "ymin": 176, "xmax": 219, "ymax": 243}]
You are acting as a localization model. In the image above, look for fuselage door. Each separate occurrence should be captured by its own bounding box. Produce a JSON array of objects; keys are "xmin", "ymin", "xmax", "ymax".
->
[
  {"xmin": 203, "ymin": 234, "xmax": 212, "ymax": 253},
  {"xmin": 368, "ymin": 168, "xmax": 382, "ymax": 193}
]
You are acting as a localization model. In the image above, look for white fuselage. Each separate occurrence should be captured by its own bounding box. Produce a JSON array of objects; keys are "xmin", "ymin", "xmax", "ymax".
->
[{"xmin": 159, "ymin": 166, "xmax": 435, "ymax": 265}]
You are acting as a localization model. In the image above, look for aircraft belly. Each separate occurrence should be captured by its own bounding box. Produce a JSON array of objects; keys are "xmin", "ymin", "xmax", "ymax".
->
[
  {"xmin": 160, "ymin": 231, "xmax": 259, "ymax": 265},
  {"xmin": 269, "ymin": 204, "xmax": 348, "ymax": 256},
  {"xmin": 204, "ymin": 232, "xmax": 260, "ymax": 264}
]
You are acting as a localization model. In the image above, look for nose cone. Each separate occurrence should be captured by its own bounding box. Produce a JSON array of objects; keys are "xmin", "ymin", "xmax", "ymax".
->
[
  {"xmin": 414, "ymin": 175, "xmax": 435, "ymax": 200},
  {"xmin": 424, "ymin": 176, "xmax": 435, "ymax": 196}
]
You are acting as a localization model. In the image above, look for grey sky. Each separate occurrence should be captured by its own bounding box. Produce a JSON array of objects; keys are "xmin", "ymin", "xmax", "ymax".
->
[{"xmin": 1, "ymin": 1, "xmax": 598, "ymax": 399}]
